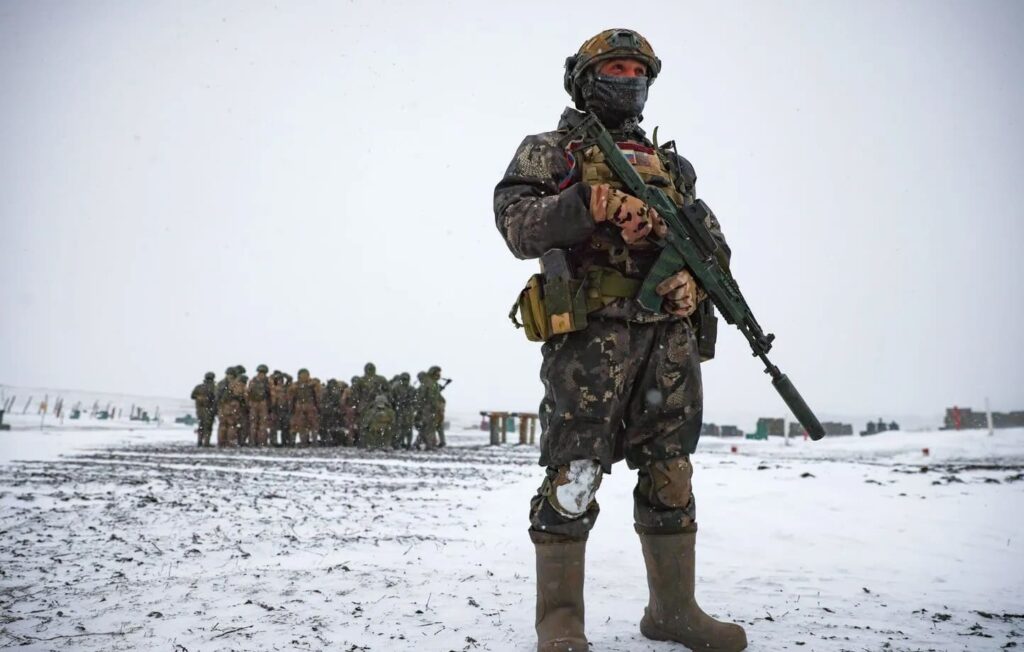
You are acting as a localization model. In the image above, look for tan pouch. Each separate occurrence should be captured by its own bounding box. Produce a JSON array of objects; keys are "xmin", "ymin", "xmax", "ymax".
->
[{"xmin": 509, "ymin": 274, "xmax": 551, "ymax": 342}]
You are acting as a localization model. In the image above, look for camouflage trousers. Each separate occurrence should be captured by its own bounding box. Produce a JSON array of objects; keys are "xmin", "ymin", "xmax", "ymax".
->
[
  {"xmin": 291, "ymin": 404, "xmax": 319, "ymax": 446},
  {"xmin": 197, "ymin": 410, "xmax": 215, "ymax": 447},
  {"xmin": 249, "ymin": 402, "xmax": 270, "ymax": 447},
  {"xmin": 217, "ymin": 402, "xmax": 244, "ymax": 448},
  {"xmin": 271, "ymin": 406, "xmax": 290, "ymax": 446},
  {"xmin": 530, "ymin": 317, "xmax": 703, "ymax": 540}
]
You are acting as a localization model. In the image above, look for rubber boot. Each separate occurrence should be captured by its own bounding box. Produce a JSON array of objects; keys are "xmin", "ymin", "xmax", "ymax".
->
[
  {"xmin": 532, "ymin": 531, "xmax": 589, "ymax": 652},
  {"xmin": 637, "ymin": 528, "xmax": 747, "ymax": 651}
]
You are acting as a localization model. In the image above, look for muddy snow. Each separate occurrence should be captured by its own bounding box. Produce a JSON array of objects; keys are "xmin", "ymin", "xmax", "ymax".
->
[{"xmin": 1, "ymin": 420, "xmax": 1022, "ymax": 651}]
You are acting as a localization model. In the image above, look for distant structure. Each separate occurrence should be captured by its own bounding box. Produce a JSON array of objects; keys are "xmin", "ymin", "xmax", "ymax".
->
[
  {"xmin": 943, "ymin": 406, "xmax": 1024, "ymax": 430},
  {"xmin": 861, "ymin": 418, "xmax": 900, "ymax": 436},
  {"xmin": 720, "ymin": 425, "xmax": 744, "ymax": 438},
  {"xmin": 700, "ymin": 423, "xmax": 721, "ymax": 438},
  {"xmin": 789, "ymin": 421, "xmax": 852, "ymax": 438},
  {"xmin": 751, "ymin": 417, "xmax": 784, "ymax": 440}
]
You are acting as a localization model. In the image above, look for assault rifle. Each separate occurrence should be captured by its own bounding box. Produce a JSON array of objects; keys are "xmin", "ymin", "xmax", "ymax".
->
[{"xmin": 566, "ymin": 113, "xmax": 825, "ymax": 440}]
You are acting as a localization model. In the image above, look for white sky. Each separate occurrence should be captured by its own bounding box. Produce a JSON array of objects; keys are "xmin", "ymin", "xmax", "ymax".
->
[{"xmin": 2, "ymin": 0, "xmax": 1022, "ymax": 429}]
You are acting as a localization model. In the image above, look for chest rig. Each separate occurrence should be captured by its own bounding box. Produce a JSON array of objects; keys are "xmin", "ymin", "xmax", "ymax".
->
[{"xmin": 564, "ymin": 138, "xmax": 687, "ymax": 277}]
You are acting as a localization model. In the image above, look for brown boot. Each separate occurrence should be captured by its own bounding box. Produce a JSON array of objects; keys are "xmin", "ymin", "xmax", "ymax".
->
[
  {"xmin": 532, "ymin": 531, "xmax": 589, "ymax": 652},
  {"xmin": 637, "ymin": 528, "xmax": 747, "ymax": 651}
]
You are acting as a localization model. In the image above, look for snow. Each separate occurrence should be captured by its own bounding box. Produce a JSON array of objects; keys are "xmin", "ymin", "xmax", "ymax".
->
[{"xmin": 1, "ymin": 416, "xmax": 1022, "ymax": 651}]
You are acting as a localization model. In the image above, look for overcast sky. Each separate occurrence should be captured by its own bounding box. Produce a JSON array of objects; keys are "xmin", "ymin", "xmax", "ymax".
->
[{"xmin": 2, "ymin": 0, "xmax": 1022, "ymax": 428}]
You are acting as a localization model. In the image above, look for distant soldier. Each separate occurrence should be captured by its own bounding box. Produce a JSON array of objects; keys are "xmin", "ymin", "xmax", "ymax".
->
[
  {"xmin": 348, "ymin": 374, "xmax": 364, "ymax": 444},
  {"xmin": 288, "ymin": 368, "xmax": 320, "ymax": 446},
  {"xmin": 190, "ymin": 372, "xmax": 217, "ymax": 447},
  {"xmin": 215, "ymin": 366, "xmax": 237, "ymax": 447},
  {"xmin": 428, "ymin": 365, "xmax": 450, "ymax": 448},
  {"xmin": 247, "ymin": 365, "xmax": 272, "ymax": 447},
  {"xmin": 271, "ymin": 371, "xmax": 293, "ymax": 446},
  {"xmin": 415, "ymin": 370, "xmax": 443, "ymax": 451},
  {"xmin": 233, "ymin": 365, "xmax": 250, "ymax": 446},
  {"xmin": 217, "ymin": 371, "xmax": 247, "ymax": 447},
  {"xmin": 360, "ymin": 394, "xmax": 395, "ymax": 450},
  {"xmin": 339, "ymin": 379, "xmax": 356, "ymax": 446},
  {"xmin": 390, "ymin": 372, "xmax": 417, "ymax": 449},
  {"xmin": 321, "ymin": 379, "xmax": 346, "ymax": 446}
]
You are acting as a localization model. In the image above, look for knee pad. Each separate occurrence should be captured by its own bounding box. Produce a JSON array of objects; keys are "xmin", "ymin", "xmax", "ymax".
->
[
  {"xmin": 642, "ymin": 455, "xmax": 693, "ymax": 509},
  {"xmin": 546, "ymin": 459, "xmax": 603, "ymax": 518}
]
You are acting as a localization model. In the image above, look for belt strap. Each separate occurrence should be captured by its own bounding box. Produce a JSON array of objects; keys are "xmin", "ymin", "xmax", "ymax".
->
[{"xmin": 585, "ymin": 266, "xmax": 641, "ymax": 311}]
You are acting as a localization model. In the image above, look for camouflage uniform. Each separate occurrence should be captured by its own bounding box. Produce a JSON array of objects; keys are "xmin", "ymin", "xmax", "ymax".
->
[
  {"xmin": 270, "ymin": 371, "xmax": 292, "ymax": 446},
  {"xmin": 352, "ymin": 363, "xmax": 389, "ymax": 444},
  {"xmin": 390, "ymin": 373, "xmax": 417, "ymax": 449},
  {"xmin": 414, "ymin": 373, "xmax": 443, "ymax": 451},
  {"xmin": 217, "ymin": 374, "xmax": 247, "ymax": 447},
  {"xmin": 360, "ymin": 395, "xmax": 395, "ymax": 450},
  {"xmin": 495, "ymin": 29, "xmax": 747, "ymax": 652},
  {"xmin": 247, "ymin": 367, "xmax": 272, "ymax": 447},
  {"xmin": 321, "ymin": 380, "xmax": 346, "ymax": 446},
  {"xmin": 190, "ymin": 373, "xmax": 216, "ymax": 447},
  {"xmin": 288, "ymin": 370, "xmax": 320, "ymax": 446},
  {"xmin": 495, "ymin": 102, "xmax": 728, "ymax": 538}
]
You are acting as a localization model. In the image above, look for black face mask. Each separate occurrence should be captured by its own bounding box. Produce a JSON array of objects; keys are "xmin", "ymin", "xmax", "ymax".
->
[{"xmin": 582, "ymin": 74, "xmax": 648, "ymax": 127}]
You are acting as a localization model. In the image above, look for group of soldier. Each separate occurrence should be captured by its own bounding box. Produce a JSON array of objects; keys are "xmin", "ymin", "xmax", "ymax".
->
[{"xmin": 189, "ymin": 362, "xmax": 449, "ymax": 451}]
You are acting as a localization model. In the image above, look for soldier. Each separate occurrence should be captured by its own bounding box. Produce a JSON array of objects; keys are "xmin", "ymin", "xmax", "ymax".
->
[
  {"xmin": 414, "ymin": 370, "xmax": 443, "ymax": 451},
  {"xmin": 288, "ymin": 368, "xmax": 320, "ymax": 446},
  {"xmin": 215, "ymin": 366, "xmax": 237, "ymax": 447},
  {"xmin": 348, "ymin": 374, "xmax": 363, "ymax": 445},
  {"xmin": 428, "ymin": 365, "xmax": 449, "ymax": 448},
  {"xmin": 494, "ymin": 29, "xmax": 746, "ymax": 651},
  {"xmin": 217, "ymin": 370, "xmax": 247, "ymax": 447},
  {"xmin": 273, "ymin": 371, "xmax": 294, "ymax": 446},
  {"xmin": 321, "ymin": 379, "xmax": 346, "ymax": 446},
  {"xmin": 190, "ymin": 372, "xmax": 217, "ymax": 447},
  {"xmin": 360, "ymin": 394, "xmax": 395, "ymax": 450},
  {"xmin": 247, "ymin": 365, "xmax": 272, "ymax": 447},
  {"xmin": 337, "ymin": 380, "xmax": 355, "ymax": 446},
  {"xmin": 390, "ymin": 372, "xmax": 417, "ymax": 449}
]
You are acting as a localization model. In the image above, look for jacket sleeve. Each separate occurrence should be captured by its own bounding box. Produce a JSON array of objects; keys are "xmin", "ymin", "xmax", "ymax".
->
[{"xmin": 494, "ymin": 134, "xmax": 596, "ymax": 260}]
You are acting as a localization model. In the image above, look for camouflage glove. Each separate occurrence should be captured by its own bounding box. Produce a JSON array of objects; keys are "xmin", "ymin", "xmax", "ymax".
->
[
  {"xmin": 656, "ymin": 269, "xmax": 707, "ymax": 318},
  {"xmin": 589, "ymin": 183, "xmax": 667, "ymax": 245}
]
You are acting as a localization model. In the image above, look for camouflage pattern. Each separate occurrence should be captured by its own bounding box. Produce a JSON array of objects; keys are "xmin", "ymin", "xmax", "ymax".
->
[
  {"xmin": 247, "ymin": 371, "xmax": 272, "ymax": 447},
  {"xmin": 288, "ymin": 372, "xmax": 320, "ymax": 446},
  {"xmin": 190, "ymin": 376, "xmax": 217, "ymax": 447},
  {"xmin": 564, "ymin": 28, "xmax": 661, "ymax": 109},
  {"xmin": 389, "ymin": 374, "xmax": 417, "ymax": 449},
  {"xmin": 270, "ymin": 372, "xmax": 292, "ymax": 446},
  {"xmin": 217, "ymin": 375, "xmax": 247, "ymax": 447},
  {"xmin": 495, "ymin": 105, "xmax": 725, "ymax": 542},
  {"xmin": 415, "ymin": 373, "xmax": 444, "ymax": 451},
  {"xmin": 360, "ymin": 396, "xmax": 395, "ymax": 450},
  {"xmin": 321, "ymin": 380, "xmax": 347, "ymax": 446}
]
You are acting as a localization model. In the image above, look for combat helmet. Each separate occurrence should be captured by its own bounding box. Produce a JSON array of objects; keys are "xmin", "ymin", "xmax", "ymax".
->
[
  {"xmin": 235, "ymin": 365, "xmax": 247, "ymax": 375},
  {"xmin": 428, "ymin": 365, "xmax": 442, "ymax": 380},
  {"xmin": 204, "ymin": 371, "xmax": 215, "ymax": 381},
  {"xmin": 256, "ymin": 364, "xmax": 268, "ymax": 374},
  {"xmin": 564, "ymin": 28, "xmax": 661, "ymax": 108},
  {"xmin": 364, "ymin": 362, "xmax": 376, "ymax": 375}
]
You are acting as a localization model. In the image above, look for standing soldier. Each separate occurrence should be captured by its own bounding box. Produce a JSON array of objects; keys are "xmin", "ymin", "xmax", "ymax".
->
[
  {"xmin": 390, "ymin": 372, "xmax": 417, "ymax": 449},
  {"xmin": 414, "ymin": 370, "xmax": 442, "ymax": 451},
  {"xmin": 360, "ymin": 394, "xmax": 395, "ymax": 450},
  {"xmin": 494, "ymin": 29, "xmax": 746, "ymax": 651},
  {"xmin": 247, "ymin": 365, "xmax": 272, "ymax": 447},
  {"xmin": 348, "ymin": 374, "xmax": 364, "ymax": 445},
  {"xmin": 339, "ymin": 379, "xmax": 355, "ymax": 446},
  {"xmin": 428, "ymin": 366, "xmax": 449, "ymax": 448},
  {"xmin": 233, "ymin": 365, "xmax": 250, "ymax": 446},
  {"xmin": 217, "ymin": 370, "xmax": 247, "ymax": 447},
  {"xmin": 321, "ymin": 379, "xmax": 345, "ymax": 446},
  {"xmin": 215, "ymin": 366, "xmax": 237, "ymax": 447},
  {"xmin": 288, "ymin": 368, "xmax": 320, "ymax": 447},
  {"xmin": 190, "ymin": 372, "xmax": 217, "ymax": 447}
]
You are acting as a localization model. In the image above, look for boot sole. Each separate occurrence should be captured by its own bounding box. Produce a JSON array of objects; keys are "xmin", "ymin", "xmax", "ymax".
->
[{"xmin": 640, "ymin": 614, "xmax": 747, "ymax": 652}]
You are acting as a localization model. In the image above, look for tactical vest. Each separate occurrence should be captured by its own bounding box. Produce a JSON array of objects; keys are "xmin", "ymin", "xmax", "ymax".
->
[
  {"xmin": 294, "ymin": 381, "xmax": 317, "ymax": 405},
  {"xmin": 568, "ymin": 139, "xmax": 687, "ymax": 277},
  {"xmin": 247, "ymin": 376, "xmax": 269, "ymax": 403}
]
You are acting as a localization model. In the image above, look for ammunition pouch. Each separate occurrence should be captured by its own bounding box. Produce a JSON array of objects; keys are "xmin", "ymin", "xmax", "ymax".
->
[{"xmin": 509, "ymin": 266, "xmax": 641, "ymax": 342}]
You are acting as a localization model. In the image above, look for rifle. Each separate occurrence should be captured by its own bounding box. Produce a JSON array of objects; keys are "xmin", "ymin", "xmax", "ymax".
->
[
  {"xmin": 565, "ymin": 113, "xmax": 825, "ymax": 440},
  {"xmin": 439, "ymin": 378, "xmax": 453, "ymax": 391}
]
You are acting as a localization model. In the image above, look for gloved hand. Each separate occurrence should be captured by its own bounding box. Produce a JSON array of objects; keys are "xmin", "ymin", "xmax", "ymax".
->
[
  {"xmin": 589, "ymin": 183, "xmax": 667, "ymax": 245},
  {"xmin": 656, "ymin": 268, "xmax": 705, "ymax": 318}
]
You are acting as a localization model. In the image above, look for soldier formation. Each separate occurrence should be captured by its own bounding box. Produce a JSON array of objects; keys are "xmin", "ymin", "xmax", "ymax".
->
[{"xmin": 189, "ymin": 362, "xmax": 450, "ymax": 451}]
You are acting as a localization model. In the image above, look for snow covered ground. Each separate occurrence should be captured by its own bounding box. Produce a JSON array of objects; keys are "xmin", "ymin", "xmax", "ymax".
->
[{"xmin": 1, "ymin": 416, "xmax": 1022, "ymax": 651}]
